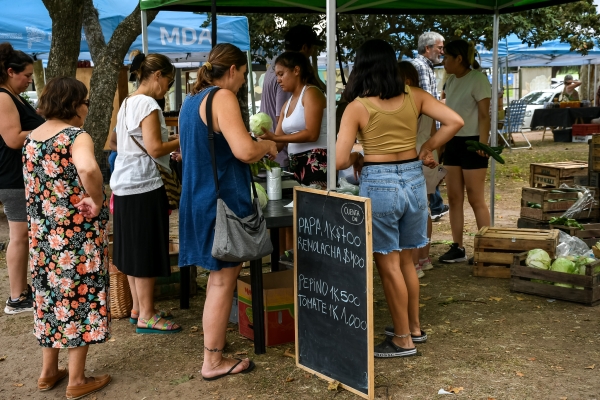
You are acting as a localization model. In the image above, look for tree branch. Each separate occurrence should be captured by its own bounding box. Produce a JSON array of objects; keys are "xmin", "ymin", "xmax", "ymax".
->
[{"xmin": 82, "ymin": 0, "xmax": 106, "ymax": 61}]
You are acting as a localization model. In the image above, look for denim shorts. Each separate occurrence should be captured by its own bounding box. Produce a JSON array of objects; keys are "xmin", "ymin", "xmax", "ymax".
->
[{"xmin": 359, "ymin": 161, "xmax": 428, "ymax": 254}]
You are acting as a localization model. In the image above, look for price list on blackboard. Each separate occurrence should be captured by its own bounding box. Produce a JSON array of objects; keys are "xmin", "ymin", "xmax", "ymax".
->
[{"xmin": 294, "ymin": 188, "xmax": 373, "ymax": 399}]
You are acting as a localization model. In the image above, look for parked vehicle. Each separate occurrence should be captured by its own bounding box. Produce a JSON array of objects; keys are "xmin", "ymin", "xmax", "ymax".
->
[{"xmin": 520, "ymin": 88, "xmax": 562, "ymax": 130}]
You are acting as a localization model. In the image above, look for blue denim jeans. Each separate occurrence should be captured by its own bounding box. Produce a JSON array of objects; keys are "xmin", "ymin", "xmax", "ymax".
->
[
  {"xmin": 429, "ymin": 185, "xmax": 444, "ymax": 215},
  {"xmin": 359, "ymin": 161, "xmax": 429, "ymax": 254}
]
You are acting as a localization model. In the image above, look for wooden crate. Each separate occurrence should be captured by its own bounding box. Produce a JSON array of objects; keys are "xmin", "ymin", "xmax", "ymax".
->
[
  {"xmin": 529, "ymin": 161, "xmax": 588, "ymax": 188},
  {"xmin": 590, "ymin": 135, "xmax": 600, "ymax": 172},
  {"xmin": 517, "ymin": 218, "xmax": 550, "ymax": 230},
  {"xmin": 473, "ymin": 227, "xmax": 559, "ymax": 279},
  {"xmin": 510, "ymin": 252, "xmax": 600, "ymax": 306},
  {"xmin": 520, "ymin": 186, "xmax": 599, "ymax": 221},
  {"xmin": 549, "ymin": 223, "xmax": 600, "ymax": 248}
]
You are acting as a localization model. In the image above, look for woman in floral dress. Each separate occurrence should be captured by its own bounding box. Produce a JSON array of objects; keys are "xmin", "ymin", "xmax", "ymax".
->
[{"xmin": 23, "ymin": 77, "xmax": 111, "ymax": 398}]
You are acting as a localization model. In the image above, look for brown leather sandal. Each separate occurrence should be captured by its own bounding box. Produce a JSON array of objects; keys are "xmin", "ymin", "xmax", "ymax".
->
[{"xmin": 38, "ymin": 367, "xmax": 68, "ymax": 391}]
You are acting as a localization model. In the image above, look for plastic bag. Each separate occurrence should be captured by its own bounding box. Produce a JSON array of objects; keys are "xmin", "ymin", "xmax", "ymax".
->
[
  {"xmin": 556, "ymin": 230, "xmax": 590, "ymax": 258},
  {"xmin": 337, "ymin": 177, "xmax": 359, "ymax": 196},
  {"xmin": 560, "ymin": 184, "xmax": 598, "ymax": 219}
]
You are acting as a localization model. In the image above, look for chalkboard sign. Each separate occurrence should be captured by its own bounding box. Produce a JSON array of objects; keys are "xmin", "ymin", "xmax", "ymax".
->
[{"xmin": 294, "ymin": 187, "xmax": 373, "ymax": 399}]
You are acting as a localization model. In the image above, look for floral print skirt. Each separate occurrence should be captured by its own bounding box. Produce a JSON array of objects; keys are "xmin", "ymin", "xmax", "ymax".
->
[{"xmin": 289, "ymin": 148, "xmax": 327, "ymax": 188}]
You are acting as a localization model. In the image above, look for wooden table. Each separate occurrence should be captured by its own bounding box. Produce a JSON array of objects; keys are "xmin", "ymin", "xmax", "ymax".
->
[{"xmin": 178, "ymin": 198, "xmax": 294, "ymax": 355}]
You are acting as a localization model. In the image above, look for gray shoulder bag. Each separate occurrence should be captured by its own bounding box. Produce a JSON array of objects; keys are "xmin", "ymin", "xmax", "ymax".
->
[{"xmin": 206, "ymin": 88, "xmax": 273, "ymax": 262}]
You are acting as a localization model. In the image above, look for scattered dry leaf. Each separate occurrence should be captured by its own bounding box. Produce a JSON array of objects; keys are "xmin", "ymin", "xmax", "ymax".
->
[
  {"xmin": 226, "ymin": 328, "xmax": 235, "ymax": 332},
  {"xmin": 108, "ymin": 338, "xmax": 116, "ymax": 342},
  {"xmin": 488, "ymin": 398, "xmax": 497, "ymax": 400},
  {"xmin": 14, "ymin": 383, "xmax": 24, "ymax": 387},
  {"xmin": 190, "ymin": 326, "xmax": 199, "ymax": 333},
  {"xmin": 516, "ymin": 371, "xmax": 524, "ymax": 377},
  {"xmin": 585, "ymin": 364, "xmax": 595, "ymax": 369},
  {"xmin": 0, "ymin": 355, "xmax": 6, "ymax": 361},
  {"xmin": 445, "ymin": 321, "xmax": 451, "ymax": 324},
  {"xmin": 421, "ymin": 296, "xmax": 432, "ymax": 301},
  {"xmin": 327, "ymin": 380, "xmax": 340, "ymax": 391},
  {"xmin": 283, "ymin": 349, "xmax": 295, "ymax": 358},
  {"xmin": 448, "ymin": 387, "xmax": 463, "ymax": 394},
  {"xmin": 235, "ymin": 351, "xmax": 248, "ymax": 356},
  {"xmin": 285, "ymin": 377, "xmax": 295, "ymax": 382},
  {"xmin": 489, "ymin": 297, "xmax": 502, "ymax": 302},
  {"xmin": 559, "ymin": 397, "xmax": 567, "ymax": 400},
  {"xmin": 528, "ymin": 357, "xmax": 536, "ymax": 361},
  {"xmin": 419, "ymin": 283, "xmax": 429, "ymax": 287},
  {"xmin": 419, "ymin": 303, "xmax": 426, "ymax": 308},
  {"xmin": 516, "ymin": 296, "xmax": 525, "ymax": 301},
  {"xmin": 451, "ymin": 329, "xmax": 460, "ymax": 333},
  {"xmin": 304, "ymin": 373, "xmax": 311, "ymax": 378}
]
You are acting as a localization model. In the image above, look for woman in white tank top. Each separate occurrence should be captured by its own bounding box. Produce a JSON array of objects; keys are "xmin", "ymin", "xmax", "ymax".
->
[{"xmin": 260, "ymin": 52, "xmax": 327, "ymax": 187}]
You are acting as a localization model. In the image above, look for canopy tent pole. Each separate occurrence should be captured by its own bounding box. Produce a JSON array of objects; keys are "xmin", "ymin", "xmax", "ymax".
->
[
  {"xmin": 489, "ymin": 9, "xmax": 500, "ymax": 227},
  {"xmin": 588, "ymin": 60, "xmax": 591, "ymax": 101},
  {"xmin": 211, "ymin": 0, "xmax": 217, "ymax": 47},
  {"xmin": 326, "ymin": 0, "xmax": 337, "ymax": 190},
  {"xmin": 141, "ymin": 10, "xmax": 149, "ymax": 54},
  {"xmin": 505, "ymin": 37, "xmax": 509, "ymax": 104},
  {"xmin": 248, "ymin": 50, "xmax": 256, "ymax": 115}
]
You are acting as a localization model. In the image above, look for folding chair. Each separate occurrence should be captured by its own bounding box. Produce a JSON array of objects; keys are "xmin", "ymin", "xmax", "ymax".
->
[{"xmin": 498, "ymin": 99, "xmax": 531, "ymax": 149}]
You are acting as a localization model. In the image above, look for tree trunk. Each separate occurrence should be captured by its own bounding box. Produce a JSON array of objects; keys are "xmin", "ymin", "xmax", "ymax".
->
[
  {"xmin": 32, "ymin": 60, "xmax": 45, "ymax": 98},
  {"xmin": 81, "ymin": 0, "xmax": 158, "ymax": 164},
  {"xmin": 42, "ymin": 0, "xmax": 84, "ymax": 80}
]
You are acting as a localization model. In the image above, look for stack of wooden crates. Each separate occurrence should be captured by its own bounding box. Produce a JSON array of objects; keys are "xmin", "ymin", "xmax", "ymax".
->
[
  {"xmin": 518, "ymin": 161, "xmax": 597, "ymax": 229},
  {"xmin": 473, "ymin": 227, "xmax": 559, "ymax": 278}
]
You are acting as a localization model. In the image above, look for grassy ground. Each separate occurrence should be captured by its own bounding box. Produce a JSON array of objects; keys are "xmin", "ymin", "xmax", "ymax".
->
[{"xmin": 1, "ymin": 136, "xmax": 599, "ymax": 399}]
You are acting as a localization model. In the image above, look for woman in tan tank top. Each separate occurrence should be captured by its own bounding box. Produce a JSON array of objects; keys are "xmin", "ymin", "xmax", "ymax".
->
[{"xmin": 337, "ymin": 39, "xmax": 463, "ymax": 358}]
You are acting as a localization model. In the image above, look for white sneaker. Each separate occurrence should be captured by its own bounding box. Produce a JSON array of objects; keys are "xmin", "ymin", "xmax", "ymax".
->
[
  {"xmin": 415, "ymin": 264, "xmax": 425, "ymax": 278},
  {"xmin": 420, "ymin": 258, "xmax": 434, "ymax": 271}
]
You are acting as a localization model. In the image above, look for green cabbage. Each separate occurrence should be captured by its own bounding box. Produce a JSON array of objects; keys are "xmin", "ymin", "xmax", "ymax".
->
[
  {"xmin": 251, "ymin": 183, "xmax": 268, "ymax": 209},
  {"xmin": 526, "ymin": 249, "xmax": 551, "ymax": 270},
  {"xmin": 550, "ymin": 258, "xmax": 577, "ymax": 288},
  {"xmin": 249, "ymin": 112, "xmax": 273, "ymax": 136}
]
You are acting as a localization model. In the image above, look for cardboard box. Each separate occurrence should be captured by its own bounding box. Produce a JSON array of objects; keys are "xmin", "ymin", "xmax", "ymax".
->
[{"xmin": 238, "ymin": 270, "xmax": 295, "ymax": 346}]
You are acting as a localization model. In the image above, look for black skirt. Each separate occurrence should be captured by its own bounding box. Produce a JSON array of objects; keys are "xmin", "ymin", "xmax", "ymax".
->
[{"xmin": 113, "ymin": 186, "xmax": 171, "ymax": 278}]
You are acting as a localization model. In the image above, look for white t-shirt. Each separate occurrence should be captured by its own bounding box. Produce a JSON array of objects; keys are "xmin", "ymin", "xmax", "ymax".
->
[
  {"xmin": 110, "ymin": 95, "xmax": 171, "ymax": 196},
  {"xmin": 444, "ymin": 70, "xmax": 491, "ymax": 137}
]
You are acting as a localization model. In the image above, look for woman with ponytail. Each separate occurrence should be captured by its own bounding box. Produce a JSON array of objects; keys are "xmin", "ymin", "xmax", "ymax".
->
[
  {"xmin": 0, "ymin": 42, "xmax": 44, "ymax": 315},
  {"xmin": 110, "ymin": 51, "xmax": 182, "ymax": 334},
  {"xmin": 260, "ymin": 51, "xmax": 328, "ymax": 187},
  {"xmin": 438, "ymin": 39, "xmax": 491, "ymax": 264},
  {"xmin": 178, "ymin": 43, "xmax": 277, "ymax": 380}
]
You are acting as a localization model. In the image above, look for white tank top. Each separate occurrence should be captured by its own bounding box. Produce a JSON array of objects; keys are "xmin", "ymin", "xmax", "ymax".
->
[{"xmin": 281, "ymin": 85, "xmax": 328, "ymax": 155}]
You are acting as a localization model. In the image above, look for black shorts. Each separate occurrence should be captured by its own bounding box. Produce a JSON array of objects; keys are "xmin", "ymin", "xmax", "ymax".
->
[{"xmin": 443, "ymin": 135, "xmax": 489, "ymax": 170}]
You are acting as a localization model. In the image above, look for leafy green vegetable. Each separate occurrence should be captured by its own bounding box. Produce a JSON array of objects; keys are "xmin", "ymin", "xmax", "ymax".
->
[
  {"xmin": 251, "ymin": 183, "xmax": 269, "ymax": 209},
  {"xmin": 527, "ymin": 202, "xmax": 542, "ymax": 208},
  {"xmin": 526, "ymin": 249, "xmax": 551, "ymax": 270},
  {"xmin": 548, "ymin": 217, "xmax": 584, "ymax": 230},
  {"xmin": 249, "ymin": 112, "xmax": 273, "ymax": 136}
]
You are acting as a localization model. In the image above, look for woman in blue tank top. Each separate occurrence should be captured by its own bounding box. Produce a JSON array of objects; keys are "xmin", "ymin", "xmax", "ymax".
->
[{"xmin": 178, "ymin": 44, "xmax": 277, "ymax": 380}]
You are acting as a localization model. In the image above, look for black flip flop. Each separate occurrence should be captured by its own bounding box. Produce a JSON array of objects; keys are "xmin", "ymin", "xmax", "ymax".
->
[{"xmin": 202, "ymin": 358, "xmax": 256, "ymax": 381}]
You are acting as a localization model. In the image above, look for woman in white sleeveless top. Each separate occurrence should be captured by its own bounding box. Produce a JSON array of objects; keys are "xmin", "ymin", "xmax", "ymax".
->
[{"xmin": 261, "ymin": 52, "xmax": 327, "ymax": 187}]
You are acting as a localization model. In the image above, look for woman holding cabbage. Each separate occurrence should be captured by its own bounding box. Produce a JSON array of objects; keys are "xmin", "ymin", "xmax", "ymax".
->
[
  {"xmin": 178, "ymin": 43, "xmax": 277, "ymax": 380},
  {"xmin": 259, "ymin": 51, "xmax": 328, "ymax": 188}
]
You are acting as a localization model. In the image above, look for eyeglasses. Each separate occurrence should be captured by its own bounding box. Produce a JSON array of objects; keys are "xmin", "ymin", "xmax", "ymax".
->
[
  {"xmin": 168, "ymin": 79, "xmax": 175, "ymax": 90},
  {"xmin": 82, "ymin": 99, "xmax": 90, "ymax": 107}
]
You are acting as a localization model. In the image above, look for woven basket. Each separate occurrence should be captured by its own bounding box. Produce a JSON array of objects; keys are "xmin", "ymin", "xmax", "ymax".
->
[{"xmin": 109, "ymin": 260, "xmax": 132, "ymax": 319}]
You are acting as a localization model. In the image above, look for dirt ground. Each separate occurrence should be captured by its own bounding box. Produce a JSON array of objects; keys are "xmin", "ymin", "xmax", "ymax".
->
[{"xmin": 1, "ymin": 132, "xmax": 600, "ymax": 400}]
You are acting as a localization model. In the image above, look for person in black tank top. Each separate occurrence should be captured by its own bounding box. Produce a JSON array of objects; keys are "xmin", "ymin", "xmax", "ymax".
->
[{"xmin": 0, "ymin": 42, "xmax": 44, "ymax": 315}]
